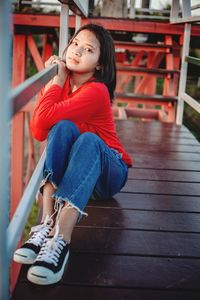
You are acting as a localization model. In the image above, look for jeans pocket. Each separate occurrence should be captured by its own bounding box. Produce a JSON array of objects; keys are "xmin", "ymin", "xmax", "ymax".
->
[{"xmin": 110, "ymin": 148, "xmax": 123, "ymax": 160}]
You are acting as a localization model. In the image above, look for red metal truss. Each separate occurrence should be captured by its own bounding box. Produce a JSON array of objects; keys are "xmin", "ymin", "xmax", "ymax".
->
[
  {"xmin": 12, "ymin": 13, "xmax": 200, "ymax": 36},
  {"xmin": 11, "ymin": 34, "xmax": 26, "ymax": 293},
  {"xmin": 114, "ymin": 32, "xmax": 181, "ymax": 122}
]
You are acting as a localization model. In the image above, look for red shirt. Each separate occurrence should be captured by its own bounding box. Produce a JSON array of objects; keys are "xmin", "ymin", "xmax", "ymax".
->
[{"xmin": 30, "ymin": 77, "xmax": 133, "ymax": 167}]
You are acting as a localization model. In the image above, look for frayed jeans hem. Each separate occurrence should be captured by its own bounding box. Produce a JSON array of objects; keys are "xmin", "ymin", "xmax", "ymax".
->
[
  {"xmin": 39, "ymin": 170, "xmax": 58, "ymax": 197},
  {"xmin": 52, "ymin": 194, "xmax": 88, "ymax": 221}
]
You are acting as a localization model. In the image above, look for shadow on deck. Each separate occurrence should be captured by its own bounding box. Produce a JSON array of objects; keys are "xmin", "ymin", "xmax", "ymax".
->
[{"xmin": 12, "ymin": 120, "xmax": 200, "ymax": 300}]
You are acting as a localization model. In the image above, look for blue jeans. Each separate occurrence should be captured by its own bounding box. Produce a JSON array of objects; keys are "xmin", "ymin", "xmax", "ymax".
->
[{"xmin": 41, "ymin": 120, "xmax": 128, "ymax": 217}]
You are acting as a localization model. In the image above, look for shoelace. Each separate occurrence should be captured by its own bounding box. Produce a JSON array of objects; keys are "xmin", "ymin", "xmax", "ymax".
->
[
  {"xmin": 27, "ymin": 215, "xmax": 53, "ymax": 247},
  {"xmin": 36, "ymin": 225, "xmax": 66, "ymax": 266},
  {"xmin": 26, "ymin": 199, "xmax": 64, "ymax": 248}
]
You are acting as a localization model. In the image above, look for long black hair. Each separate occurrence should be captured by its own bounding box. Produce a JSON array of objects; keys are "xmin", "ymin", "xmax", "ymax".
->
[{"xmin": 62, "ymin": 23, "xmax": 116, "ymax": 102}]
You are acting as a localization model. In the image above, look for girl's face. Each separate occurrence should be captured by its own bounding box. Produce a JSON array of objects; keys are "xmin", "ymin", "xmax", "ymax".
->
[{"xmin": 65, "ymin": 29, "xmax": 101, "ymax": 75}]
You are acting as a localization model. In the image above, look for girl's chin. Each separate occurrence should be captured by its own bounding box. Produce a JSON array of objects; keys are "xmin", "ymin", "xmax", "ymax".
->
[
  {"xmin": 66, "ymin": 62, "xmax": 94, "ymax": 74},
  {"xmin": 65, "ymin": 62, "xmax": 73, "ymax": 70},
  {"xmin": 66, "ymin": 66, "xmax": 94, "ymax": 74},
  {"xmin": 66, "ymin": 64, "xmax": 82, "ymax": 72}
]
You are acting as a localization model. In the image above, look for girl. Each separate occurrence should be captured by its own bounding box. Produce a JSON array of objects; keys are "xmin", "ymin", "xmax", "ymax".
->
[{"xmin": 13, "ymin": 23, "xmax": 132, "ymax": 285}]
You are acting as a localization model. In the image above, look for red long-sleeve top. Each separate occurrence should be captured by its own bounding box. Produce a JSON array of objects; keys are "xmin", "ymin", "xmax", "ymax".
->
[{"xmin": 30, "ymin": 77, "xmax": 133, "ymax": 167}]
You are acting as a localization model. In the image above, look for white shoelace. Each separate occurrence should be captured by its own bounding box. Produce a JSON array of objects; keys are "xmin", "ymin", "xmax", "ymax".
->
[
  {"xmin": 27, "ymin": 215, "xmax": 53, "ymax": 247},
  {"xmin": 26, "ymin": 199, "xmax": 64, "ymax": 248},
  {"xmin": 36, "ymin": 225, "xmax": 66, "ymax": 266}
]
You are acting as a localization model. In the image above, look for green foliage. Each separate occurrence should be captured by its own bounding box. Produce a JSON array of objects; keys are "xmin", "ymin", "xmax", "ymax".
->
[
  {"xmin": 183, "ymin": 82, "xmax": 200, "ymax": 142},
  {"xmin": 26, "ymin": 63, "xmax": 37, "ymax": 78},
  {"xmin": 186, "ymin": 82, "xmax": 200, "ymax": 101},
  {"xmin": 23, "ymin": 202, "xmax": 39, "ymax": 242},
  {"xmin": 156, "ymin": 78, "xmax": 164, "ymax": 95}
]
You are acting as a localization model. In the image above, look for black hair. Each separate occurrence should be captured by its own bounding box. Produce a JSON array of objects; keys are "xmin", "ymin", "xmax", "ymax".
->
[{"xmin": 62, "ymin": 23, "xmax": 116, "ymax": 102}]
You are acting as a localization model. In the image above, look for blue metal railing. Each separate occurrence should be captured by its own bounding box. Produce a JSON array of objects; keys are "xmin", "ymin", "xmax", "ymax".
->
[
  {"xmin": 0, "ymin": 1, "xmax": 88, "ymax": 299},
  {"xmin": 0, "ymin": 1, "xmax": 12, "ymax": 299},
  {"xmin": 11, "ymin": 64, "xmax": 58, "ymax": 115}
]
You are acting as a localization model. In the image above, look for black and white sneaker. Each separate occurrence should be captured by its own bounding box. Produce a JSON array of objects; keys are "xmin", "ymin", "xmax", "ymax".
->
[
  {"xmin": 13, "ymin": 217, "xmax": 53, "ymax": 265},
  {"xmin": 27, "ymin": 234, "xmax": 69, "ymax": 285}
]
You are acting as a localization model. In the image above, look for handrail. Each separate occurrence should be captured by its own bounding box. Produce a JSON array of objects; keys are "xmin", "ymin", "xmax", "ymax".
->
[
  {"xmin": 182, "ymin": 92, "xmax": 200, "ymax": 114},
  {"xmin": 59, "ymin": 0, "xmax": 88, "ymax": 17},
  {"xmin": 7, "ymin": 151, "xmax": 46, "ymax": 262},
  {"xmin": 185, "ymin": 55, "xmax": 200, "ymax": 66},
  {"xmin": 0, "ymin": 0, "xmax": 89, "ymax": 298},
  {"xmin": 191, "ymin": 4, "xmax": 200, "ymax": 10},
  {"xmin": 11, "ymin": 64, "xmax": 58, "ymax": 115},
  {"xmin": 0, "ymin": 1, "xmax": 12, "ymax": 299},
  {"xmin": 170, "ymin": 15, "xmax": 200, "ymax": 24},
  {"xmin": 170, "ymin": 0, "xmax": 200, "ymax": 125}
]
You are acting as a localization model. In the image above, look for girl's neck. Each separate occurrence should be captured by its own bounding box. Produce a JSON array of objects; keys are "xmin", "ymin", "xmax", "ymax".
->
[{"xmin": 70, "ymin": 72, "xmax": 94, "ymax": 92}]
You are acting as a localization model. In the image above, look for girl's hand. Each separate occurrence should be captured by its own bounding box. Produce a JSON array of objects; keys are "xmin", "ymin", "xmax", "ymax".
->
[{"xmin": 45, "ymin": 55, "xmax": 69, "ymax": 88}]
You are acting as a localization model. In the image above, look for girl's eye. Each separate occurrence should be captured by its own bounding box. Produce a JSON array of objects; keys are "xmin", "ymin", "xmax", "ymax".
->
[
  {"xmin": 72, "ymin": 41, "xmax": 78, "ymax": 46},
  {"xmin": 85, "ymin": 48, "xmax": 93, "ymax": 52}
]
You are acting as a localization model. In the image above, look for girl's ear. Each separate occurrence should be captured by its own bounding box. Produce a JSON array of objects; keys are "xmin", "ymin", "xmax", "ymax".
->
[{"xmin": 96, "ymin": 64, "xmax": 101, "ymax": 70}]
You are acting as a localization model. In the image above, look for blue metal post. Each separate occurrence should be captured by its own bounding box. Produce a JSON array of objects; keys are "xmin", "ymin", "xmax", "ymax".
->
[{"xmin": 0, "ymin": 0, "xmax": 12, "ymax": 299}]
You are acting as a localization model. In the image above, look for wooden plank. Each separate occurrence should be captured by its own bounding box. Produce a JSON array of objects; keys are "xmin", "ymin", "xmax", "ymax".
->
[
  {"xmin": 81, "ymin": 207, "xmax": 200, "ymax": 233},
  {"xmin": 12, "ymin": 284, "xmax": 200, "ymax": 300},
  {"xmin": 116, "ymin": 124, "xmax": 197, "ymax": 143},
  {"xmin": 116, "ymin": 124, "xmax": 199, "ymax": 146},
  {"xmin": 118, "ymin": 133, "xmax": 198, "ymax": 144},
  {"xmin": 118, "ymin": 135, "xmax": 199, "ymax": 146},
  {"xmin": 118, "ymin": 129, "xmax": 194, "ymax": 139},
  {"xmin": 132, "ymin": 160, "xmax": 200, "ymax": 171},
  {"xmin": 16, "ymin": 254, "xmax": 200, "ymax": 290},
  {"xmin": 128, "ymin": 168, "xmax": 200, "ymax": 181},
  {"xmin": 88, "ymin": 193, "xmax": 200, "ymax": 213},
  {"xmin": 126, "ymin": 144, "xmax": 200, "ymax": 153},
  {"xmin": 130, "ymin": 152, "xmax": 200, "ymax": 161},
  {"xmin": 71, "ymin": 227, "xmax": 200, "ymax": 258},
  {"xmin": 115, "ymin": 120, "xmax": 191, "ymax": 133},
  {"xmin": 123, "ymin": 180, "xmax": 200, "ymax": 195}
]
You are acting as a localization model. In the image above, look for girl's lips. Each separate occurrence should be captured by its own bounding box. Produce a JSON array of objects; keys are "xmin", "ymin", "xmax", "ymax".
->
[{"xmin": 68, "ymin": 57, "xmax": 79, "ymax": 64}]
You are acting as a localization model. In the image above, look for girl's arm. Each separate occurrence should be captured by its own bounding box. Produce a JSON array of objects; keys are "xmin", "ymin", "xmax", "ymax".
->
[
  {"xmin": 43, "ymin": 56, "xmax": 69, "ymax": 93},
  {"xmin": 31, "ymin": 82, "xmax": 108, "ymax": 132},
  {"xmin": 31, "ymin": 56, "xmax": 69, "ymax": 141}
]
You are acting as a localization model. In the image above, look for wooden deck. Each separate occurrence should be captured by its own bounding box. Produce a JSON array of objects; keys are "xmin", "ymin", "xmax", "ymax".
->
[{"xmin": 12, "ymin": 120, "xmax": 200, "ymax": 300}]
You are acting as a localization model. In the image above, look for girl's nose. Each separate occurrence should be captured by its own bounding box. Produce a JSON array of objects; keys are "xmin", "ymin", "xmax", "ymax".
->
[{"xmin": 72, "ymin": 49, "xmax": 81, "ymax": 57}]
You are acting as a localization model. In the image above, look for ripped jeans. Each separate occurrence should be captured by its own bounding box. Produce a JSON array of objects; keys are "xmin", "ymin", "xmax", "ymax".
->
[{"xmin": 40, "ymin": 120, "xmax": 128, "ymax": 218}]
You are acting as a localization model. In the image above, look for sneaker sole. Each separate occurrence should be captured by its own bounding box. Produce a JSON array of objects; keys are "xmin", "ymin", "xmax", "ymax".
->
[{"xmin": 27, "ymin": 251, "xmax": 69, "ymax": 285}]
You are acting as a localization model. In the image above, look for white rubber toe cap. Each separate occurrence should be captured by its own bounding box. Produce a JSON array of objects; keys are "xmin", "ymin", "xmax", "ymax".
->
[{"xmin": 13, "ymin": 248, "xmax": 37, "ymax": 264}]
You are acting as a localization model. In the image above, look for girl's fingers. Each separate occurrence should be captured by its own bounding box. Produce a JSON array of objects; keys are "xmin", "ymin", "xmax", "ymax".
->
[
  {"xmin": 52, "ymin": 56, "xmax": 63, "ymax": 63},
  {"xmin": 45, "ymin": 56, "xmax": 65, "ymax": 68}
]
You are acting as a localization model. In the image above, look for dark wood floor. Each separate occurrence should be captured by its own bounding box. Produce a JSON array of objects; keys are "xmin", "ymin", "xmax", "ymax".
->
[{"xmin": 12, "ymin": 120, "xmax": 200, "ymax": 300}]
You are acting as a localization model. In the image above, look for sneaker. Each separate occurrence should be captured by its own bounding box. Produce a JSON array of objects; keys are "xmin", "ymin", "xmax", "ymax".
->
[
  {"xmin": 13, "ymin": 217, "xmax": 53, "ymax": 265},
  {"xmin": 27, "ymin": 234, "xmax": 69, "ymax": 285}
]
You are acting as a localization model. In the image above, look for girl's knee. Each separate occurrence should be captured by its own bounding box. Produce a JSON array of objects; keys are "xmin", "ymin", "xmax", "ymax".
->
[
  {"xmin": 73, "ymin": 133, "xmax": 104, "ymax": 155},
  {"xmin": 49, "ymin": 120, "xmax": 79, "ymax": 137},
  {"xmin": 77, "ymin": 132, "xmax": 101, "ymax": 145}
]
